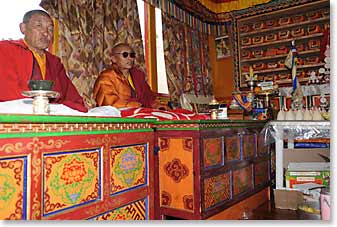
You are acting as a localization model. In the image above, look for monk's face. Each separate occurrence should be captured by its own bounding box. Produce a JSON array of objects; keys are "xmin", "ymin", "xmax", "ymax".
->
[
  {"xmin": 20, "ymin": 13, "xmax": 54, "ymax": 53},
  {"xmin": 111, "ymin": 45, "xmax": 136, "ymax": 70}
]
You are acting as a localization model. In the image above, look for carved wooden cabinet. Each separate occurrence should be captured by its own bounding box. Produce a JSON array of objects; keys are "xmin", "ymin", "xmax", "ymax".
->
[
  {"xmin": 236, "ymin": 0, "xmax": 329, "ymax": 89},
  {"xmin": 154, "ymin": 120, "xmax": 270, "ymax": 220},
  {"xmin": 0, "ymin": 115, "xmax": 155, "ymax": 220}
]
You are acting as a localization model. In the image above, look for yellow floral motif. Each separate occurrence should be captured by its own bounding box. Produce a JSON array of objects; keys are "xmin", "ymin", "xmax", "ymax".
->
[
  {"xmin": 45, "ymin": 153, "xmax": 97, "ymax": 211},
  {"xmin": 0, "ymin": 143, "xmax": 24, "ymax": 154},
  {"xmin": 0, "ymin": 138, "xmax": 70, "ymax": 154},
  {"xmin": 31, "ymin": 192, "xmax": 40, "ymax": 220}
]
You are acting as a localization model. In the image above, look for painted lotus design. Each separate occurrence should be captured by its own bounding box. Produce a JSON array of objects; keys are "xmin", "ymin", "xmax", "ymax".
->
[{"xmin": 61, "ymin": 159, "xmax": 87, "ymax": 185}]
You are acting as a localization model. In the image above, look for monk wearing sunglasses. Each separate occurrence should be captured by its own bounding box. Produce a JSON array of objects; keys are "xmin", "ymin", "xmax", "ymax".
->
[{"xmin": 93, "ymin": 43, "xmax": 167, "ymax": 109}]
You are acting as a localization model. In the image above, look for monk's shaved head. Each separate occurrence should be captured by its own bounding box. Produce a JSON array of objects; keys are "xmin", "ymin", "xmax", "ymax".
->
[
  {"xmin": 22, "ymin": 10, "xmax": 51, "ymax": 23},
  {"xmin": 111, "ymin": 43, "xmax": 134, "ymax": 55},
  {"xmin": 110, "ymin": 43, "xmax": 135, "ymax": 70}
]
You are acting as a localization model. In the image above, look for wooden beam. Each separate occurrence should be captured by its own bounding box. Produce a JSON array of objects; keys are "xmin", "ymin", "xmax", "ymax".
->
[{"xmin": 144, "ymin": 3, "xmax": 158, "ymax": 92}]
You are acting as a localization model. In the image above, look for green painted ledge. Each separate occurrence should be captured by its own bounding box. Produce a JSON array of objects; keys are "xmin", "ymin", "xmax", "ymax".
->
[
  {"xmin": 154, "ymin": 119, "xmax": 267, "ymax": 130},
  {"xmin": 153, "ymin": 119, "xmax": 267, "ymax": 125},
  {"xmin": 0, "ymin": 114, "xmax": 156, "ymax": 138},
  {"xmin": 0, "ymin": 129, "xmax": 154, "ymax": 139},
  {"xmin": 0, "ymin": 114, "xmax": 157, "ymax": 124},
  {"xmin": 0, "ymin": 114, "xmax": 268, "ymax": 135}
]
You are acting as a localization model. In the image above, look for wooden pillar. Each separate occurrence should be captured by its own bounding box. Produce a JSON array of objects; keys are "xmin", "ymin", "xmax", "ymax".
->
[{"xmin": 144, "ymin": 3, "xmax": 158, "ymax": 92}]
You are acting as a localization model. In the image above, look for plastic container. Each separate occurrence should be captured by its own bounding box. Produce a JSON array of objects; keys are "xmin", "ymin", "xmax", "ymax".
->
[
  {"xmin": 320, "ymin": 188, "xmax": 331, "ymax": 220},
  {"xmin": 217, "ymin": 104, "xmax": 228, "ymax": 119}
]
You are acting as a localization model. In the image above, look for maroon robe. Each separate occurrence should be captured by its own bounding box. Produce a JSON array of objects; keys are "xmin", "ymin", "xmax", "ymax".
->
[
  {"xmin": 0, "ymin": 39, "xmax": 87, "ymax": 112},
  {"xmin": 129, "ymin": 67, "xmax": 156, "ymax": 108}
]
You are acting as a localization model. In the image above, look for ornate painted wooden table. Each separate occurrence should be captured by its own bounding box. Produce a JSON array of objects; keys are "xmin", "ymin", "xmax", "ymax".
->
[
  {"xmin": 153, "ymin": 120, "xmax": 271, "ymax": 220},
  {"xmin": 0, "ymin": 114, "xmax": 156, "ymax": 220},
  {"xmin": 0, "ymin": 114, "xmax": 271, "ymax": 220}
]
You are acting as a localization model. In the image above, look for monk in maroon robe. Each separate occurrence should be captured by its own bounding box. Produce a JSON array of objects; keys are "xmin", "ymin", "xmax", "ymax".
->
[
  {"xmin": 0, "ymin": 10, "xmax": 87, "ymax": 112},
  {"xmin": 93, "ymin": 43, "xmax": 167, "ymax": 109}
]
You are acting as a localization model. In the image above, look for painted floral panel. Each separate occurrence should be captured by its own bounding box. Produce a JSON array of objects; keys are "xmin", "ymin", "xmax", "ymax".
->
[
  {"xmin": 203, "ymin": 137, "xmax": 223, "ymax": 168},
  {"xmin": 43, "ymin": 149, "xmax": 101, "ymax": 216},
  {"xmin": 204, "ymin": 172, "xmax": 230, "ymax": 209},
  {"xmin": 255, "ymin": 160, "xmax": 269, "ymax": 187},
  {"xmin": 159, "ymin": 137, "xmax": 194, "ymax": 212},
  {"xmin": 225, "ymin": 136, "xmax": 240, "ymax": 161},
  {"xmin": 0, "ymin": 156, "xmax": 27, "ymax": 220},
  {"xmin": 110, "ymin": 144, "xmax": 147, "ymax": 194},
  {"xmin": 242, "ymin": 134, "xmax": 256, "ymax": 159},
  {"xmin": 233, "ymin": 165, "xmax": 252, "ymax": 196}
]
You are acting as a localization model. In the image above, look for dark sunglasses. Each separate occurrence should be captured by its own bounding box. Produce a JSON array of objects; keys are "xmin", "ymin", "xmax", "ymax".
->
[{"xmin": 114, "ymin": 52, "xmax": 136, "ymax": 58}]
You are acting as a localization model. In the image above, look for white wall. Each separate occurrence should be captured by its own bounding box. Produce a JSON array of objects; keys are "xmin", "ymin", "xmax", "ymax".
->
[{"xmin": 0, "ymin": 0, "xmax": 43, "ymax": 40}]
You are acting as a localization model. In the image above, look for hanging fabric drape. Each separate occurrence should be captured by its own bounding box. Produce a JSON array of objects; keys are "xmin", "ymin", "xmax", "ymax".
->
[
  {"xmin": 161, "ymin": 14, "xmax": 185, "ymax": 106},
  {"xmin": 142, "ymin": 0, "xmax": 217, "ymax": 35},
  {"xmin": 40, "ymin": 0, "xmax": 145, "ymax": 108},
  {"xmin": 162, "ymin": 13, "xmax": 213, "ymax": 108}
]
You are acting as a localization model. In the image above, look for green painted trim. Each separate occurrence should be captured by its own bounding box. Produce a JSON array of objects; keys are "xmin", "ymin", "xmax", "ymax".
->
[
  {"xmin": 153, "ymin": 119, "xmax": 267, "ymax": 125},
  {"xmin": 0, "ymin": 114, "xmax": 157, "ymax": 124},
  {"xmin": 154, "ymin": 119, "xmax": 266, "ymax": 130},
  {"xmin": 156, "ymin": 128, "xmax": 200, "ymax": 131},
  {"xmin": 156, "ymin": 124, "xmax": 263, "ymax": 131},
  {"xmin": 0, "ymin": 129, "xmax": 153, "ymax": 139},
  {"xmin": 202, "ymin": 125, "xmax": 264, "ymax": 129},
  {"xmin": 153, "ymin": 120, "xmax": 200, "ymax": 124}
]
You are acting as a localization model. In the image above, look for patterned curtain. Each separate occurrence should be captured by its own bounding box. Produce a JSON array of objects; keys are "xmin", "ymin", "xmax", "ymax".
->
[
  {"xmin": 40, "ymin": 0, "xmax": 145, "ymax": 108},
  {"xmin": 162, "ymin": 13, "xmax": 213, "ymax": 107}
]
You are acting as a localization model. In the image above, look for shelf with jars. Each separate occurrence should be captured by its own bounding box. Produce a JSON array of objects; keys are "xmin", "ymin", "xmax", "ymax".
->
[{"xmin": 236, "ymin": 0, "xmax": 330, "ymax": 89}]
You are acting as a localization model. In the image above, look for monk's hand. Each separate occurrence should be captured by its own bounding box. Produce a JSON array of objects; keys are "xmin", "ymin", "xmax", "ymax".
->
[{"xmin": 152, "ymin": 102, "xmax": 170, "ymax": 111}]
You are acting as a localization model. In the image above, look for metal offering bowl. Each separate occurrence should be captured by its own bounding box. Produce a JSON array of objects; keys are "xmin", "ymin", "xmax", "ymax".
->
[
  {"xmin": 28, "ymin": 80, "xmax": 54, "ymax": 91},
  {"xmin": 208, "ymin": 103, "xmax": 220, "ymax": 110}
]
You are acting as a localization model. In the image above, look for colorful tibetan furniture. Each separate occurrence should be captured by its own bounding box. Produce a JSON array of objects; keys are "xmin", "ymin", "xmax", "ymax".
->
[
  {"xmin": 0, "ymin": 114, "xmax": 156, "ymax": 220},
  {"xmin": 153, "ymin": 120, "xmax": 271, "ymax": 220}
]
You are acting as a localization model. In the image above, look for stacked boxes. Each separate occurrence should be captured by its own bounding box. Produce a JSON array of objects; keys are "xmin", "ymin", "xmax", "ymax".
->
[{"xmin": 285, "ymin": 162, "xmax": 330, "ymax": 188}]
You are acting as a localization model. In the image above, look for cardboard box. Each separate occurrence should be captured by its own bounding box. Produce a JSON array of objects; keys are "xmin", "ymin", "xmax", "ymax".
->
[
  {"xmin": 283, "ymin": 148, "xmax": 330, "ymax": 168},
  {"xmin": 286, "ymin": 162, "xmax": 330, "ymax": 188},
  {"xmin": 274, "ymin": 189, "xmax": 303, "ymax": 210}
]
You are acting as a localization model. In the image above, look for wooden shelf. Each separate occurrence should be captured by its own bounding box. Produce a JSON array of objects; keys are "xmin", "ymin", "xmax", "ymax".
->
[
  {"xmin": 241, "ymin": 63, "xmax": 325, "ymax": 75},
  {"xmin": 236, "ymin": 1, "xmax": 329, "ymax": 90},
  {"xmin": 297, "ymin": 63, "xmax": 325, "ymax": 69},
  {"xmin": 241, "ymin": 49, "xmax": 321, "ymax": 63},
  {"xmin": 240, "ymin": 17, "xmax": 329, "ymax": 37},
  {"xmin": 241, "ymin": 33, "xmax": 324, "ymax": 49},
  {"xmin": 240, "ymin": 77, "xmax": 311, "ymax": 87},
  {"xmin": 276, "ymin": 77, "xmax": 309, "ymax": 84}
]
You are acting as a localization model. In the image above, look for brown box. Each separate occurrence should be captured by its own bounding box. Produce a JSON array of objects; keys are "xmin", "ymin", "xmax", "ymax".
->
[
  {"xmin": 228, "ymin": 109, "xmax": 244, "ymax": 120},
  {"xmin": 274, "ymin": 189, "xmax": 303, "ymax": 210},
  {"xmin": 283, "ymin": 148, "xmax": 330, "ymax": 168}
]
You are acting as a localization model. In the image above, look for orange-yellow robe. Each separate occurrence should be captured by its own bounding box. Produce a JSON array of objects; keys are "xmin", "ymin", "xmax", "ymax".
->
[{"xmin": 93, "ymin": 65, "xmax": 156, "ymax": 108}]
